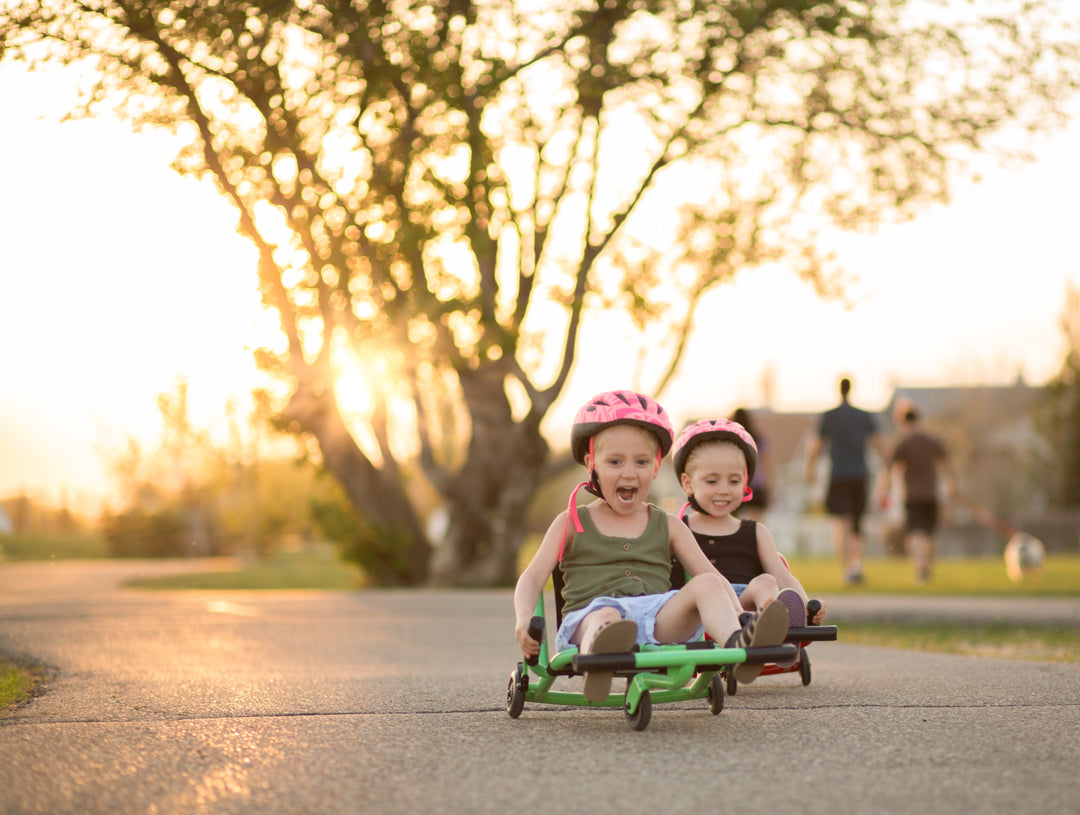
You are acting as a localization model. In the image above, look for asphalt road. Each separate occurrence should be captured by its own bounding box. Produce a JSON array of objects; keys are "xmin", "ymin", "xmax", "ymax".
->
[{"xmin": 1, "ymin": 560, "xmax": 1078, "ymax": 815}]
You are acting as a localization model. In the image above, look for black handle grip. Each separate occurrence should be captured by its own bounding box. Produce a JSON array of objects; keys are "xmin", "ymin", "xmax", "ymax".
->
[
  {"xmin": 525, "ymin": 615, "xmax": 545, "ymax": 666},
  {"xmin": 806, "ymin": 599, "xmax": 821, "ymax": 625}
]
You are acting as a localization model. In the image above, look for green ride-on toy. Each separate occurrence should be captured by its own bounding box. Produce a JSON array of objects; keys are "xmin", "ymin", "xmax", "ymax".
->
[{"xmin": 506, "ymin": 593, "xmax": 837, "ymax": 731}]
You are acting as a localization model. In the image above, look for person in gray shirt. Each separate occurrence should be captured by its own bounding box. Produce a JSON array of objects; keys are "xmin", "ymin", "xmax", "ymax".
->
[{"xmin": 805, "ymin": 377, "xmax": 887, "ymax": 585}]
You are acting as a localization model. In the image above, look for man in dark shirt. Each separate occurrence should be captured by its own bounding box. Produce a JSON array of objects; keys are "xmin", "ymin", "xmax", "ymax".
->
[{"xmin": 805, "ymin": 377, "xmax": 887, "ymax": 585}]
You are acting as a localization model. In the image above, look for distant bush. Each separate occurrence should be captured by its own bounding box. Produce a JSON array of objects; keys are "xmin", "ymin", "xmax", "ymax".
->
[
  {"xmin": 100, "ymin": 508, "xmax": 191, "ymax": 558},
  {"xmin": 0, "ymin": 532, "xmax": 109, "ymax": 561}
]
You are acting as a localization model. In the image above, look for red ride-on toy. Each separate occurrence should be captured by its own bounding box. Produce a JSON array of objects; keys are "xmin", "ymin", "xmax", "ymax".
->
[{"xmin": 724, "ymin": 598, "xmax": 831, "ymax": 696}]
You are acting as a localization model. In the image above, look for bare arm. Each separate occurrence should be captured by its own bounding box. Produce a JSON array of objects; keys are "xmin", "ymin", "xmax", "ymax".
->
[
  {"xmin": 876, "ymin": 457, "xmax": 898, "ymax": 508},
  {"xmin": 756, "ymin": 523, "xmax": 806, "ymax": 596},
  {"xmin": 512, "ymin": 511, "xmax": 567, "ymax": 658},
  {"xmin": 756, "ymin": 522, "xmax": 827, "ymax": 624}
]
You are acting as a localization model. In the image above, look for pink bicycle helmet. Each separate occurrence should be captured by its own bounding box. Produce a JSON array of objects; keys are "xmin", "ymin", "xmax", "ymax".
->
[
  {"xmin": 672, "ymin": 418, "xmax": 758, "ymax": 482},
  {"xmin": 570, "ymin": 390, "xmax": 674, "ymax": 465}
]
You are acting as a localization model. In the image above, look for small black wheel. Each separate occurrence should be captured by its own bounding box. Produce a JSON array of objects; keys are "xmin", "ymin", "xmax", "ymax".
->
[
  {"xmin": 726, "ymin": 669, "xmax": 738, "ymax": 696},
  {"xmin": 799, "ymin": 649, "xmax": 812, "ymax": 686},
  {"xmin": 707, "ymin": 673, "xmax": 725, "ymax": 715},
  {"xmin": 625, "ymin": 690, "xmax": 652, "ymax": 731},
  {"xmin": 506, "ymin": 663, "xmax": 527, "ymax": 718}
]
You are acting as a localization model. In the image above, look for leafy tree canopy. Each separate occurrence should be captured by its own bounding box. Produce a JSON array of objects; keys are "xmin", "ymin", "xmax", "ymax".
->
[{"xmin": 4, "ymin": 0, "xmax": 1078, "ymax": 584}]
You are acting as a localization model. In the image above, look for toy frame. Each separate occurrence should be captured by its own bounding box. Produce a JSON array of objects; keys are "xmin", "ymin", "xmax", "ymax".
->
[{"xmin": 506, "ymin": 594, "xmax": 837, "ymax": 731}]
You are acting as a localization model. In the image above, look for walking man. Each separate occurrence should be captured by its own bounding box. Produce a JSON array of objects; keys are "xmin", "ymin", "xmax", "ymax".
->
[
  {"xmin": 879, "ymin": 404, "xmax": 956, "ymax": 583},
  {"xmin": 805, "ymin": 377, "xmax": 886, "ymax": 585}
]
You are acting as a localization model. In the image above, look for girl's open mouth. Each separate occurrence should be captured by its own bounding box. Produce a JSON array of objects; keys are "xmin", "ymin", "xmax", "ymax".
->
[{"xmin": 616, "ymin": 486, "xmax": 638, "ymax": 503}]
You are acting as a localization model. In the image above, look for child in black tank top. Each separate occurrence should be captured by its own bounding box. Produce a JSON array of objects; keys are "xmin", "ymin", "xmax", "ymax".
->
[{"xmin": 670, "ymin": 419, "xmax": 827, "ymax": 628}]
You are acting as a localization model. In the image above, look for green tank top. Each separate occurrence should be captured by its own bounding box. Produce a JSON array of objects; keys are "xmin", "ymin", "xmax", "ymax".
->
[{"xmin": 560, "ymin": 504, "xmax": 673, "ymax": 614}]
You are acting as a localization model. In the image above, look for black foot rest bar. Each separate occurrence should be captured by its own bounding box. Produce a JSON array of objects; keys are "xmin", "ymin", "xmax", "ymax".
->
[{"xmin": 786, "ymin": 625, "xmax": 838, "ymax": 643}]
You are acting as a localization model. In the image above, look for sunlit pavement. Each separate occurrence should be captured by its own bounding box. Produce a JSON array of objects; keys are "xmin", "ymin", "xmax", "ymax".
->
[{"xmin": 1, "ymin": 561, "xmax": 1078, "ymax": 815}]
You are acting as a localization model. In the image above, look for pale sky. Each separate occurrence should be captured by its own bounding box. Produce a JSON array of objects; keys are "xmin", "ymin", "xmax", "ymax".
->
[{"xmin": 3, "ymin": 64, "xmax": 1079, "ymax": 513}]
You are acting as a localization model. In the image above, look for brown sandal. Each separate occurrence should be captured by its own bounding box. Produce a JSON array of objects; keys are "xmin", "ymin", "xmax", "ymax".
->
[
  {"xmin": 732, "ymin": 600, "xmax": 789, "ymax": 684},
  {"xmin": 581, "ymin": 619, "xmax": 638, "ymax": 702}
]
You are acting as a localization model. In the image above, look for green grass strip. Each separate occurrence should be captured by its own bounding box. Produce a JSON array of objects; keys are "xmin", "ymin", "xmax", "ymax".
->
[
  {"xmin": 0, "ymin": 657, "xmax": 39, "ymax": 711},
  {"xmin": 125, "ymin": 547, "xmax": 362, "ymax": 591},
  {"xmin": 840, "ymin": 621, "xmax": 1080, "ymax": 663},
  {"xmin": 781, "ymin": 554, "xmax": 1080, "ymax": 597}
]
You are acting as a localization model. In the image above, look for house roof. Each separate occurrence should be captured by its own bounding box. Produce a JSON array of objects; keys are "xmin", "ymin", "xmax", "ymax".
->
[{"xmin": 886, "ymin": 382, "xmax": 1042, "ymax": 430}]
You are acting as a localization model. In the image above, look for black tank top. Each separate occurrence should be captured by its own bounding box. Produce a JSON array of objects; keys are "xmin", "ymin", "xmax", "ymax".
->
[{"xmin": 669, "ymin": 518, "xmax": 762, "ymax": 588}]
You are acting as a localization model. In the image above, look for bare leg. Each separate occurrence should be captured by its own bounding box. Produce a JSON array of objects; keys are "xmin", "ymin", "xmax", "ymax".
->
[
  {"xmin": 849, "ymin": 526, "xmax": 865, "ymax": 577},
  {"xmin": 838, "ymin": 515, "xmax": 864, "ymax": 583},
  {"xmin": 738, "ymin": 574, "xmax": 780, "ymax": 612},
  {"xmin": 571, "ymin": 607, "xmax": 624, "ymax": 649},
  {"xmin": 907, "ymin": 531, "xmax": 932, "ymax": 581},
  {"xmin": 653, "ymin": 573, "xmax": 742, "ymax": 644},
  {"xmin": 572, "ymin": 607, "xmax": 636, "ymax": 703}
]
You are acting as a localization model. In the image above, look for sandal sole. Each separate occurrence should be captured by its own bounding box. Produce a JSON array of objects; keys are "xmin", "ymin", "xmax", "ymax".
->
[
  {"xmin": 581, "ymin": 619, "xmax": 637, "ymax": 701},
  {"xmin": 733, "ymin": 601, "xmax": 789, "ymax": 683}
]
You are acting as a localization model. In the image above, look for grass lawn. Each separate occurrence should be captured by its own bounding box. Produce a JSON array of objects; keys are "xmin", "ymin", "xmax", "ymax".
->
[
  {"xmin": 839, "ymin": 620, "xmax": 1079, "ymax": 663},
  {"xmin": 782, "ymin": 554, "xmax": 1080, "ymax": 597},
  {"xmin": 125, "ymin": 546, "xmax": 364, "ymax": 591},
  {"xmin": 0, "ymin": 532, "xmax": 109, "ymax": 561}
]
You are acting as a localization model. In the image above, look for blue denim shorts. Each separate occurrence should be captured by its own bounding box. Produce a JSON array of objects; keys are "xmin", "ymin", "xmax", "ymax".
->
[{"xmin": 554, "ymin": 590, "xmax": 705, "ymax": 653}]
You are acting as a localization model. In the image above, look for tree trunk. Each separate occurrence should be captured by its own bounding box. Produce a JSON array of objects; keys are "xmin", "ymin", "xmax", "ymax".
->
[
  {"xmin": 283, "ymin": 378, "xmax": 430, "ymax": 585},
  {"xmin": 427, "ymin": 367, "xmax": 550, "ymax": 586}
]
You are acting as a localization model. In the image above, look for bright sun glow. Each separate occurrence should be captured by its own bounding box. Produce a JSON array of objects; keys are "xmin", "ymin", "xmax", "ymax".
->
[
  {"xmin": 333, "ymin": 359, "xmax": 377, "ymax": 421},
  {"xmin": 330, "ymin": 345, "xmax": 421, "ymax": 466}
]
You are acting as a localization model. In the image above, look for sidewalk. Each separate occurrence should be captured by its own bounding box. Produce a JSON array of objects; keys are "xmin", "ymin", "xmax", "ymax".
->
[{"xmin": 822, "ymin": 594, "xmax": 1080, "ymax": 628}]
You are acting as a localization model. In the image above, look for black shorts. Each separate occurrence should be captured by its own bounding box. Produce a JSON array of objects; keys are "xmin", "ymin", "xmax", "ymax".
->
[
  {"xmin": 904, "ymin": 500, "xmax": 939, "ymax": 535},
  {"xmin": 825, "ymin": 477, "xmax": 868, "ymax": 533}
]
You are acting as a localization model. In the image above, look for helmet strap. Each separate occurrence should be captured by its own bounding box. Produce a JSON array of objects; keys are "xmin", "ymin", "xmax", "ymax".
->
[
  {"xmin": 559, "ymin": 480, "xmax": 590, "ymax": 562},
  {"xmin": 583, "ymin": 436, "xmax": 605, "ymax": 499},
  {"xmin": 685, "ymin": 493, "xmax": 707, "ymax": 515},
  {"xmin": 678, "ymin": 500, "xmax": 692, "ymax": 523}
]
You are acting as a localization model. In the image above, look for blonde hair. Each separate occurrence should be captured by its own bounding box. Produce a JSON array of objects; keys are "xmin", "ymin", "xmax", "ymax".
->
[
  {"xmin": 683, "ymin": 438, "xmax": 747, "ymax": 476},
  {"xmin": 592, "ymin": 423, "xmax": 661, "ymax": 457}
]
